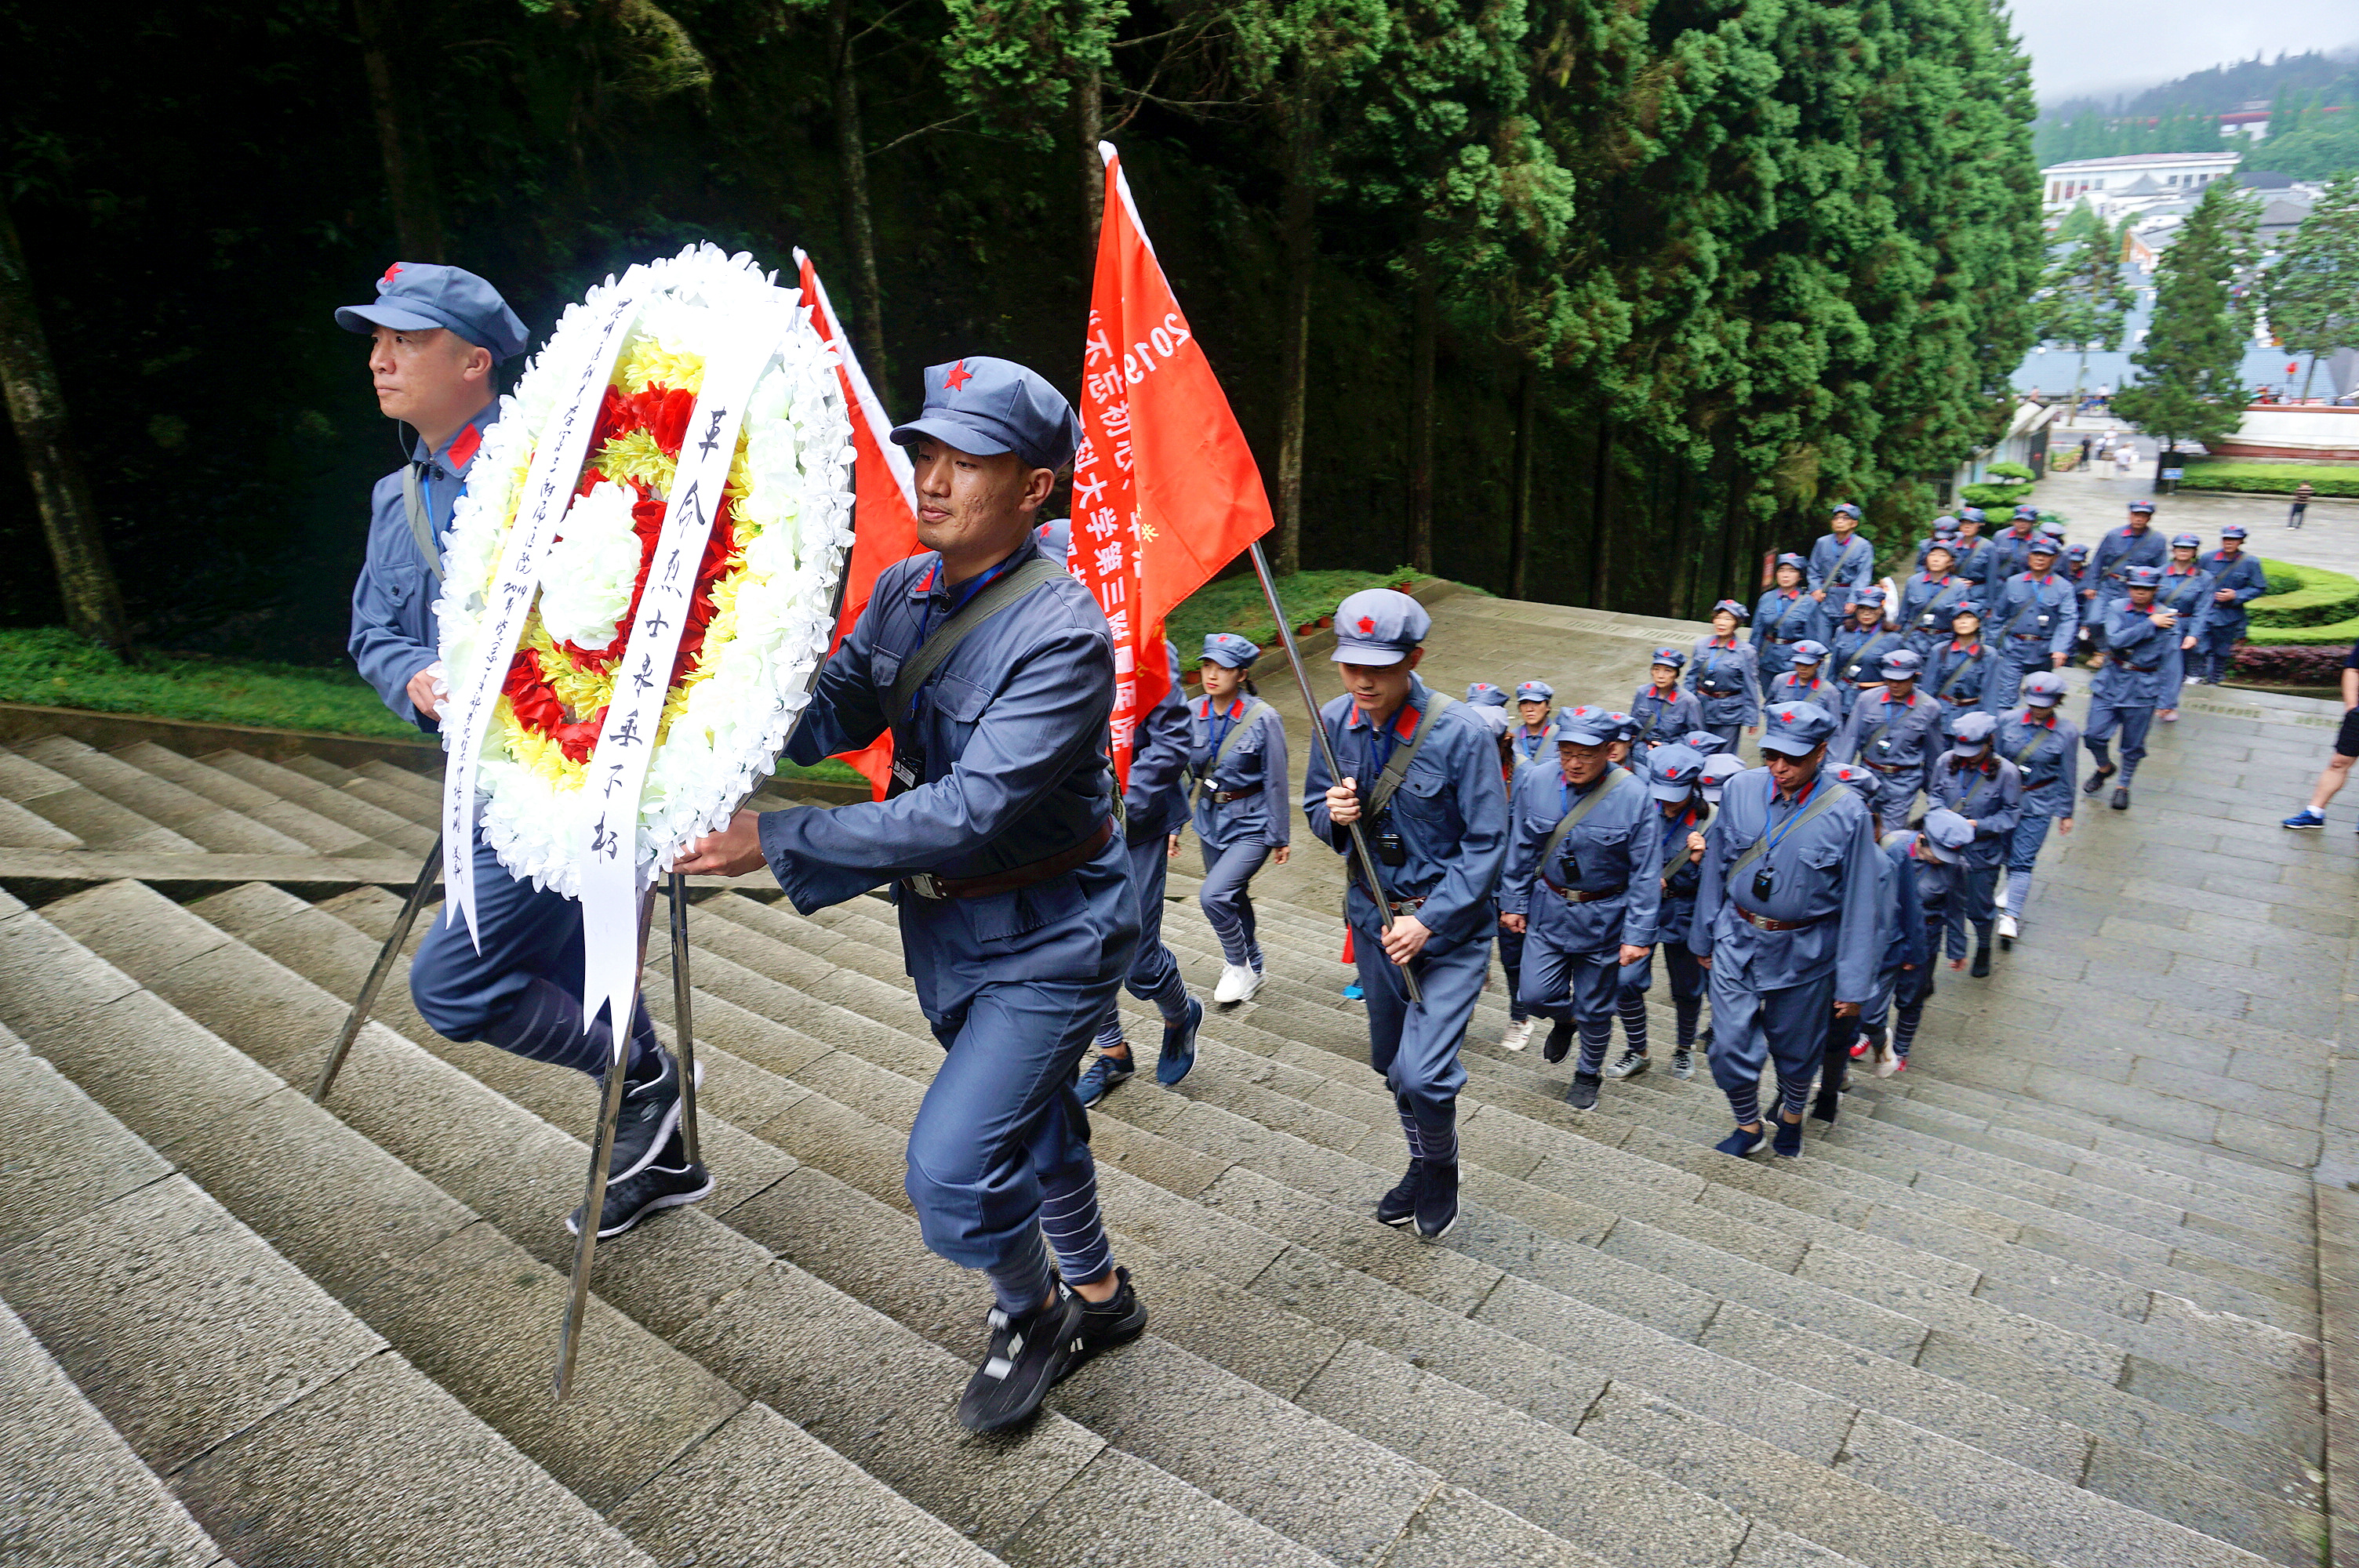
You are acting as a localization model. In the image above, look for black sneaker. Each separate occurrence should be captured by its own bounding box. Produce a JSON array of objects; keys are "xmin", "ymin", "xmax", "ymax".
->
[
  {"xmin": 609, "ymin": 1048, "xmax": 696, "ymax": 1184},
  {"xmin": 958, "ymin": 1290, "xmax": 1085, "ymax": 1433},
  {"xmin": 566, "ymin": 1132, "xmax": 714, "ymax": 1238},
  {"xmin": 1810, "ymin": 1088, "xmax": 1841, "ymax": 1124},
  {"xmin": 1062, "ymin": 1267, "xmax": 1147, "ymax": 1378},
  {"xmin": 1565, "ymin": 1071, "xmax": 1602, "ymax": 1111},
  {"xmin": 1772, "ymin": 1108, "xmax": 1805, "ymax": 1158},
  {"xmin": 2081, "ymin": 764, "xmax": 2114, "ymax": 796},
  {"xmin": 1605, "ymin": 1049, "xmax": 1650, "ymax": 1080},
  {"xmin": 1376, "ymin": 1161, "xmax": 1423, "ymax": 1226},
  {"xmin": 1540, "ymin": 1019, "xmax": 1574, "ymax": 1063},
  {"xmin": 1414, "ymin": 1160, "xmax": 1459, "ymax": 1241},
  {"xmin": 2110, "ymin": 786, "xmax": 2130, "ymax": 811}
]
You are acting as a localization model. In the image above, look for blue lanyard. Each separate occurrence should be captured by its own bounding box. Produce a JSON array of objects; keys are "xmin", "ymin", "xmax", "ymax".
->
[
  {"xmin": 1762, "ymin": 779, "xmax": 1819, "ymax": 857},
  {"xmin": 1207, "ymin": 703, "xmax": 1235, "ymax": 754},
  {"xmin": 1659, "ymin": 806, "xmax": 1694, "ymax": 861},
  {"xmin": 917, "ymin": 548, "xmax": 1026, "ymax": 644}
]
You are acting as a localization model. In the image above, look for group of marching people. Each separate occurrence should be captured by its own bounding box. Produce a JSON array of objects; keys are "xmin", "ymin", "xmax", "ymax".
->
[{"xmin": 1442, "ymin": 490, "xmax": 2266, "ymax": 1131}]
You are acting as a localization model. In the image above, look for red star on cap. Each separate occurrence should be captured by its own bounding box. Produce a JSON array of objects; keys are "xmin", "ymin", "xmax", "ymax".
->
[
  {"xmin": 943, "ymin": 360, "xmax": 974, "ymax": 391},
  {"xmin": 381, "ymin": 263, "xmax": 404, "ymax": 283},
  {"xmin": 1355, "ymin": 615, "xmax": 1376, "ymax": 634}
]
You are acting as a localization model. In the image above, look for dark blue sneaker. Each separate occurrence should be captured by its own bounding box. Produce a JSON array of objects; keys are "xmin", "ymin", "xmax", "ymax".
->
[
  {"xmin": 1157, "ymin": 996, "xmax": 1202, "ymax": 1086},
  {"xmin": 1714, "ymin": 1122, "xmax": 1767, "ymax": 1157},
  {"xmin": 1772, "ymin": 1107, "xmax": 1805, "ymax": 1158},
  {"xmin": 2283, "ymin": 808, "xmax": 2325, "ymax": 829},
  {"xmin": 1076, "ymin": 1050, "xmax": 1134, "ymax": 1107}
]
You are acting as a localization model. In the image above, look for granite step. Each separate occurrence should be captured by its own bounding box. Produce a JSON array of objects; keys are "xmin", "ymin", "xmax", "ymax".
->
[
  {"xmin": 0, "ymin": 1024, "xmax": 652, "ymax": 1567},
  {"xmin": 0, "ymin": 747, "xmax": 198, "ymax": 854},
  {"xmin": 649, "ymin": 891, "xmax": 2321, "ymax": 1558},
  {"xmin": 106, "ymin": 740, "xmax": 393, "ymax": 858},
  {"xmin": 790, "ymin": 891, "xmax": 2321, "ymax": 1391},
  {"xmin": 14, "ymin": 734, "xmax": 315, "ymax": 855},
  {"xmin": 194, "ymin": 748, "xmax": 435, "ymax": 856},
  {"xmin": 287, "ymin": 877, "xmax": 2310, "ymax": 1566},
  {"xmin": 276, "ymin": 750, "xmax": 443, "ymax": 829}
]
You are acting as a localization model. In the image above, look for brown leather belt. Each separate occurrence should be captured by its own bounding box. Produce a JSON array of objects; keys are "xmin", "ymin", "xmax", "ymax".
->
[
  {"xmin": 1384, "ymin": 896, "xmax": 1427, "ymax": 916},
  {"xmin": 903, "ymin": 819, "xmax": 1114, "ymax": 901},
  {"xmin": 1737, "ymin": 906, "xmax": 1823, "ymax": 932},
  {"xmin": 1211, "ymin": 785, "xmax": 1263, "ymax": 804},
  {"xmin": 1544, "ymin": 881, "xmax": 1630, "ymax": 905},
  {"xmin": 1863, "ymin": 760, "xmax": 1912, "ymax": 773}
]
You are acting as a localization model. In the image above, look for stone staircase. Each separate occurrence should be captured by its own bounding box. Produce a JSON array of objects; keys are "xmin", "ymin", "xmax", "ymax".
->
[{"xmin": 0, "ymin": 710, "xmax": 2339, "ymax": 1568}]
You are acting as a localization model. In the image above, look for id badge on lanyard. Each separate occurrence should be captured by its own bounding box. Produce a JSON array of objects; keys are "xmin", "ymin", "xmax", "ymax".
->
[{"xmin": 889, "ymin": 748, "xmax": 923, "ymax": 797}]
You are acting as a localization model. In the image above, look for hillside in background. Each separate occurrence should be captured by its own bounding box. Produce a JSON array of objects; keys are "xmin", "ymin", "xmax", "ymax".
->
[{"xmin": 2036, "ymin": 49, "xmax": 2359, "ymax": 173}]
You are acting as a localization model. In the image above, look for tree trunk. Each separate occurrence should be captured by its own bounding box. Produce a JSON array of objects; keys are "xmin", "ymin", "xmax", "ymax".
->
[
  {"xmin": 1507, "ymin": 362, "xmax": 1536, "ymax": 599},
  {"xmin": 0, "ymin": 196, "xmax": 129, "ymax": 652},
  {"xmin": 1665, "ymin": 459, "xmax": 1694, "ymax": 618},
  {"xmin": 2301, "ymin": 354, "xmax": 2319, "ymax": 403},
  {"xmin": 1587, "ymin": 417, "xmax": 1613, "ymax": 610},
  {"xmin": 1274, "ymin": 104, "xmax": 1319, "ymax": 576},
  {"xmin": 353, "ymin": 0, "xmax": 445, "ymax": 260},
  {"xmin": 1079, "ymin": 67, "xmax": 1104, "ymax": 251},
  {"xmin": 1405, "ymin": 264, "xmax": 1436, "ymax": 575},
  {"xmin": 829, "ymin": 0, "xmax": 889, "ymax": 398}
]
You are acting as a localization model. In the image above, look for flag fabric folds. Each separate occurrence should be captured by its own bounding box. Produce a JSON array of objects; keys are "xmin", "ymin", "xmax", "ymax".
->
[
  {"xmin": 1070, "ymin": 142, "xmax": 1276, "ymax": 784},
  {"xmin": 796, "ymin": 249, "xmax": 919, "ymax": 800}
]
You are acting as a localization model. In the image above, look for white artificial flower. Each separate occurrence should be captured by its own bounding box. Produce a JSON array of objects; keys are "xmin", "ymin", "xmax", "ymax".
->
[{"xmin": 536, "ymin": 481, "xmax": 642, "ymax": 650}]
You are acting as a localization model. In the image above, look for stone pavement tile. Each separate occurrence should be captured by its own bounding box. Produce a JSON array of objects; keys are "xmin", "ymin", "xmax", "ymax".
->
[
  {"xmin": 2212, "ymin": 1112, "xmax": 2323, "ymax": 1167},
  {"xmin": 0, "ymin": 1176, "xmax": 382, "ymax": 1474},
  {"xmin": 0, "ymin": 1044, "xmax": 173, "ymax": 1253},
  {"xmin": 2243, "ymin": 993, "xmax": 2343, "ymax": 1041},
  {"xmin": 1371, "ymin": 1484, "xmax": 1622, "ymax": 1568},
  {"xmin": 169, "ymin": 1352, "xmax": 652, "ymax": 1568},
  {"xmin": 1001, "ymin": 1448, "xmax": 1335, "ymax": 1568},
  {"xmin": 608, "ymin": 1401, "xmax": 1009, "ymax": 1568},
  {"xmin": 2226, "ymin": 1051, "xmax": 2331, "ymax": 1102},
  {"xmin": 0, "ymin": 1298, "xmax": 224, "ymax": 1568},
  {"xmin": 2021, "ymin": 1068, "xmax": 2223, "ymax": 1144},
  {"xmin": 2128, "ymin": 1061, "xmax": 2322, "ymax": 1133}
]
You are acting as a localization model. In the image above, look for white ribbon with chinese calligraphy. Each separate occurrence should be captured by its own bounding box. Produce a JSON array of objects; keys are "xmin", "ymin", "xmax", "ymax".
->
[
  {"xmin": 575, "ymin": 326, "xmax": 783, "ymax": 1043},
  {"xmin": 441, "ymin": 289, "xmax": 643, "ymax": 949}
]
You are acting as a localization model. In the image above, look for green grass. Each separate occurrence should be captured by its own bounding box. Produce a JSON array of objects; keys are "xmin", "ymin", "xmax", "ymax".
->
[
  {"xmin": 2181, "ymin": 461, "xmax": 2359, "ymax": 499},
  {"xmin": 1165, "ymin": 566, "xmax": 1484, "ymax": 655},
  {"xmin": 0, "ymin": 628, "xmax": 424, "ymax": 737}
]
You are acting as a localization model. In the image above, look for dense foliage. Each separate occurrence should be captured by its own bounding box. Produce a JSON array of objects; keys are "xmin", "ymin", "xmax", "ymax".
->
[{"xmin": 0, "ymin": 0, "xmax": 2041, "ymax": 661}]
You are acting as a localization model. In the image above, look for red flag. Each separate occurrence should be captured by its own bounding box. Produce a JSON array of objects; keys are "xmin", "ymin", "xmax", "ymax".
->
[
  {"xmin": 1071, "ymin": 142, "xmax": 1276, "ymax": 783},
  {"xmin": 798, "ymin": 249, "xmax": 921, "ymax": 799}
]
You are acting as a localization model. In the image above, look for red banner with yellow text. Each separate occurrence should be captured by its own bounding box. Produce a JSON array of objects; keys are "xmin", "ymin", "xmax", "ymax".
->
[{"xmin": 1070, "ymin": 142, "xmax": 1275, "ymax": 785}]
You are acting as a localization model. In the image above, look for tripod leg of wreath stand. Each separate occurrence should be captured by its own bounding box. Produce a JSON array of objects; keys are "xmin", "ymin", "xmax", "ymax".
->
[
  {"xmin": 667, "ymin": 873, "xmax": 701, "ymax": 1166},
  {"xmin": 312, "ymin": 834, "xmax": 444, "ymax": 1103},
  {"xmin": 552, "ymin": 889, "xmax": 658, "ymax": 1403}
]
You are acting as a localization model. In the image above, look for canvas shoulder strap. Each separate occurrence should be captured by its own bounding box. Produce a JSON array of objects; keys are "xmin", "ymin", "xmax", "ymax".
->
[
  {"xmin": 402, "ymin": 463, "xmax": 445, "ymax": 583},
  {"xmin": 888, "ymin": 556, "xmax": 1067, "ymax": 720},
  {"xmin": 1935, "ymin": 648, "xmax": 1982, "ymax": 699},
  {"xmin": 1194, "ymin": 699, "xmax": 1275, "ymax": 806},
  {"xmin": 1728, "ymin": 780, "xmax": 1854, "ymax": 883},
  {"xmin": 2007, "ymin": 724, "xmax": 2054, "ymax": 769},
  {"xmin": 1537, "ymin": 769, "xmax": 1637, "ymax": 884},
  {"xmin": 1360, "ymin": 693, "xmax": 1458, "ymax": 818}
]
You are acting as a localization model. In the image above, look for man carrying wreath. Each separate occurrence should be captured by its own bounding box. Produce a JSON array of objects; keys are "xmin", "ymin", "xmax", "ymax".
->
[
  {"xmin": 677, "ymin": 356, "xmax": 1147, "ymax": 1435},
  {"xmin": 340, "ymin": 263, "xmax": 712, "ymax": 1242}
]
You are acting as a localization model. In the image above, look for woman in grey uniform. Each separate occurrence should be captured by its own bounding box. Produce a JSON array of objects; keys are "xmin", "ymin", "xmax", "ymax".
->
[{"xmin": 1183, "ymin": 632, "xmax": 1292, "ymax": 1004}]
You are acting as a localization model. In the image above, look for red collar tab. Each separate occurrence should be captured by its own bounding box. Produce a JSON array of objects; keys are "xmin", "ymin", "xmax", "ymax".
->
[
  {"xmin": 446, "ymin": 423, "xmax": 482, "ymax": 470},
  {"xmin": 914, "ymin": 561, "xmax": 939, "ymax": 595},
  {"xmin": 1391, "ymin": 701, "xmax": 1422, "ymax": 741}
]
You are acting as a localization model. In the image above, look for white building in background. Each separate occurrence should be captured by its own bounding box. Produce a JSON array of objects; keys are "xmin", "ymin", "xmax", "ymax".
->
[{"xmin": 2041, "ymin": 151, "xmax": 2242, "ymax": 216}]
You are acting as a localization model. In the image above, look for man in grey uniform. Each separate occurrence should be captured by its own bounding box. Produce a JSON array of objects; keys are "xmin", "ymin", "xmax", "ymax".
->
[
  {"xmin": 678, "ymin": 356, "xmax": 1143, "ymax": 1433},
  {"xmin": 1689, "ymin": 701, "xmax": 1880, "ymax": 1159},
  {"xmin": 1306, "ymin": 590, "xmax": 1508, "ymax": 1242}
]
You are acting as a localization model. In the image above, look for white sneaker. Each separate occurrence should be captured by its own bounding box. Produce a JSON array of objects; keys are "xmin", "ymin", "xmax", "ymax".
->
[
  {"xmin": 1996, "ymin": 913, "xmax": 2017, "ymax": 941},
  {"xmin": 1499, "ymin": 1018, "xmax": 1535, "ymax": 1051},
  {"xmin": 1213, "ymin": 963, "xmax": 1263, "ymax": 1004}
]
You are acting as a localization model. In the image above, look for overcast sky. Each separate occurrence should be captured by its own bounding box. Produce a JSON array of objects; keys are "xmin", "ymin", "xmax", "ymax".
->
[{"xmin": 2010, "ymin": 0, "xmax": 2358, "ymax": 106}]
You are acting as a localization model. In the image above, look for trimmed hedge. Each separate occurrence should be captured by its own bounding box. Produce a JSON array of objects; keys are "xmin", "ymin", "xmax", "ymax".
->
[
  {"xmin": 2246, "ymin": 557, "xmax": 2359, "ymax": 630},
  {"xmin": 2181, "ymin": 462, "xmax": 2359, "ymax": 499}
]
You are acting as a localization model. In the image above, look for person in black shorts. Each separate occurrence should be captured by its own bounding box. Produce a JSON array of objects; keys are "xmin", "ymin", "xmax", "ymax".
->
[{"xmin": 2281, "ymin": 642, "xmax": 2359, "ymax": 829}]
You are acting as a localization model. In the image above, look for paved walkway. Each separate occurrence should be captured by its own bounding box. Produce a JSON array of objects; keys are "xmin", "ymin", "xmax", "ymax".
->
[{"xmin": 2031, "ymin": 418, "xmax": 2359, "ymax": 572}]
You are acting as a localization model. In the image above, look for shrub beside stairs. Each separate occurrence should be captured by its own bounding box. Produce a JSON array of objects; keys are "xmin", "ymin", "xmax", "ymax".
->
[{"xmin": 0, "ymin": 723, "xmax": 2337, "ymax": 1568}]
